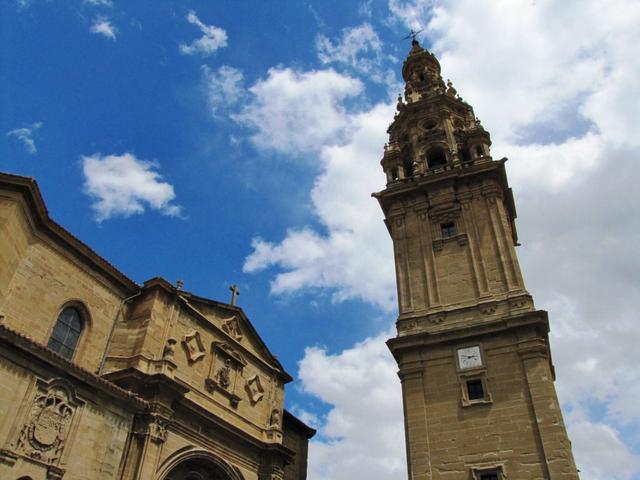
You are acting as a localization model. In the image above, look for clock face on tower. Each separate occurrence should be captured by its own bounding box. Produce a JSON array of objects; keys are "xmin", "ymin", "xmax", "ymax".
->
[{"xmin": 457, "ymin": 346, "xmax": 482, "ymax": 369}]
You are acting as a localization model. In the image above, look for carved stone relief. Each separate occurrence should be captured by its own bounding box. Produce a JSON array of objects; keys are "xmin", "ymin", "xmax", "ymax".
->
[
  {"xmin": 163, "ymin": 338, "xmax": 177, "ymax": 361},
  {"xmin": 205, "ymin": 342, "xmax": 247, "ymax": 408},
  {"xmin": 478, "ymin": 301, "xmax": 498, "ymax": 315},
  {"xmin": 133, "ymin": 414, "xmax": 168, "ymax": 444},
  {"xmin": 13, "ymin": 378, "xmax": 83, "ymax": 466},
  {"xmin": 216, "ymin": 360, "xmax": 232, "ymax": 389},
  {"xmin": 222, "ymin": 315, "xmax": 243, "ymax": 342},
  {"xmin": 182, "ymin": 329, "xmax": 206, "ymax": 363},
  {"xmin": 429, "ymin": 203, "xmax": 461, "ymax": 224},
  {"xmin": 269, "ymin": 408, "xmax": 281, "ymax": 430},
  {"xmin": 245, "ymin": 374, "xmax": 265, "ymax": 405}
]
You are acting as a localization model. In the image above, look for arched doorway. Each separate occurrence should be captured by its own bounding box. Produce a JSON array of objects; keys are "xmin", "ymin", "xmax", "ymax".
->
[{"xmin": 163, "ymin": 457, "xmax": 237, "ymax": 480}]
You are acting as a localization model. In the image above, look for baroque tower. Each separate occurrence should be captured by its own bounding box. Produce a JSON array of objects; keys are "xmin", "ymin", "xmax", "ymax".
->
[{"xmin": 373, "ymin": 39, "xmax": 580, "ymax": 480}]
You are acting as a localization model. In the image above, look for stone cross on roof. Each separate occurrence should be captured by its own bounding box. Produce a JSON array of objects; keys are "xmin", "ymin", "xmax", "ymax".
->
[{"xmin": 229, "ymin": 284, "xmax": 240, "ymax": 306}]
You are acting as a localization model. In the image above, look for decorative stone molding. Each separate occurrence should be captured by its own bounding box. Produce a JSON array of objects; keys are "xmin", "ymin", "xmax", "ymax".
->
[
  {"xmin": 470, "ymin": 464, "xmax": 507, "ymax": 479},
  {"xmin": 133, "ymin": 414, "xmax": 168, "ymax": 444},
  {"xmin": 481, "ymin": 184, "xmax": 502, "ymax": 202},
  {"xmin": 245, "ymin": 374, "xmax": 265, "ymax": 405},
  {"xmin": 459, "ymin": 371, "xmax": 493, "ymax": 407},
  {"xmin": 478, "ymin": 301, "xmax": 498, "ymax": 315},
  {"xmin": 222, "ymin": 315, "xmax": 243, "ymax": 342},
  {"xmin": 457, "ymin": 190, "xmax": 473, "ymax": 205},
  {"xmin": 12, "ymin": 378, "xmax": 83, "ymax": 468},
  {"xmin": 427, "ymin": 312, "xmax": 446, "ymax": 324},
  {"xmin": 508, "ymin": 296, "xmax": 530, "ymax": 312},
  {"xmin": 0, "ymin": 448, "xmax": 18, "ymax": 466},
  {"xmin": 433, "ymin": 233, "xmax": 468, "ymax": 251},
  {"xmin": 398, "ymin": 319, "xmax": 419, "ymax": 333},
  {"xmin": 149, "ymin": 418, "xmax": 168, "ymax": 444},
  {"xmin": 47, "ymin": 464, "xmax": 65, "ymax": 480},
  {"xmin": 182, "ymin": 329, "xmax": 206, "ymax": 364},
  {"xmin": 259, "ymin": 464, "xmax": 285, "ymax": 480},
  {"xmin": 429, "ymin": 203, "xmax": 461, "ymax": 224},
  {"xmin": 205, "ymin": 342, "xmax": 247, "ymax": 408}
]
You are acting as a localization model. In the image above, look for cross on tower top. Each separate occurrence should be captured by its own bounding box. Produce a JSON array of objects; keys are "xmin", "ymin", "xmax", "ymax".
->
[
  {"xmin": 229, "ymin": 284, "xmax": 240, "ymax": 306},
  {"xmin": 402, "ymin": 28, "xmax": 423, "ymax": 43}
]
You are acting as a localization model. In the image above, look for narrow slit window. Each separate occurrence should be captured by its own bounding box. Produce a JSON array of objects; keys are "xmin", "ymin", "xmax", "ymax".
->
[
  {"xmin": 467, "ymin": 379, "xmax": 485, "ymax": 400},
  {"xmin": 476, "ymin": 145, "xmax": 484, "ymax": 157},
  {"xmin": 441, "ymin": 222, "xmax": 457, "ymax": 238}
]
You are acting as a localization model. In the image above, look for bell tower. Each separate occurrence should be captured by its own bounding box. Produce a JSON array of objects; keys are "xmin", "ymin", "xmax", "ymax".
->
[{"xmin": 374, "ymin": 39, "xmax": 580, "ymax": 480}]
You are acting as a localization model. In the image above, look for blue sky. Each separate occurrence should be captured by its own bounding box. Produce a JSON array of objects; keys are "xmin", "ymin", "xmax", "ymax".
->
[{"xmin": 2, "ymin": 1, "xmax": 640, "ymax": 479}]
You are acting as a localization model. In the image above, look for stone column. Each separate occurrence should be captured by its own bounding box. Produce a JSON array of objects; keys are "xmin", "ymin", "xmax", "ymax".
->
[
  {"xmin": 127, "ymin": 414, "xmax": 168, "ymax": 480},
  {"xmin": 398, "ymin": 356, "xmax": 432, "ymax": 480}
]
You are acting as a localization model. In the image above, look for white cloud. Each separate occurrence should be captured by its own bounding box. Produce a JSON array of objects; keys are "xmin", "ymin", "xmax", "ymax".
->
[
  {"xmin": 298, "ymin": 332, "xmax": 405, "ymax": 480},
  {"xmin": 242, "ymin": 100, "xmax": 396, "ymax": 309},
  {"xmin": 232, "ymin": 68, "xmax": 364, "ymax": 155},
  {"xmin": 6, "ymin": 121, "xmax": 42, "ymax": 154},
  {"xmin": 567, "ymin": 409, "xmax": 640, "ymax": 480},
  {"xmin": 179, "ymin": 11, "xmax": 227, "ymax": 57},
  {"xmin": 82, "ymin": 152, "xmax": 182, "ymax": 222},
  {"xmin": 90, "ymin": 16, "xmax": 117, "ymax": 40},
  {"xmin": 316, "ymin": 24, "xmax": 386, "ymax": 78},
  {"xmin": 201, "ymin": 65, "xmax": 245, "ymax": 118}
]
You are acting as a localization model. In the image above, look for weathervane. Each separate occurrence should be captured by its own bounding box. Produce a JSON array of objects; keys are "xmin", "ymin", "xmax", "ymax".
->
[{"xmin": 402, "ymin": 29, "xmax": 424, "ymax": 42}]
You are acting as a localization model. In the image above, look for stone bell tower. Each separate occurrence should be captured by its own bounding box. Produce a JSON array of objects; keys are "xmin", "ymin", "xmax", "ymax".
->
[{"xmin": 373, "ymin": 39, "xmax": 580, "ymax": 480}]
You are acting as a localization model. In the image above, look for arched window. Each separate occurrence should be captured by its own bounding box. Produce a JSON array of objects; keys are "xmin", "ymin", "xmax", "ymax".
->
[
  {"xmin": 47, "ymin": 307, "xmax": 83, "ymax": 359},
  {"xmin": 426, "ymin": 147, "xmax": 447, "ymax": 169},
  {"xmin": 475, "ymin": 145, "xmax": 484, "ymax": 157}
]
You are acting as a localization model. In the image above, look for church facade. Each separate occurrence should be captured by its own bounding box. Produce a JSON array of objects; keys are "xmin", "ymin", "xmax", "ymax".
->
[
  {"xmin": 0, "ymin": 172, "xmax": 314, "ymax": 479},
  {"xmin": 375, "ymin": 40, "xmax": 580, "ymax": 479}
]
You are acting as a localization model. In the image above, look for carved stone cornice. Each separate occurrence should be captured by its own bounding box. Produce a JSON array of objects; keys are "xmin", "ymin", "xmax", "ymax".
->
[
  {"xmin": 481, "ymin": 184, "xmax": 502, "ymax": 201},
  {"xmin": 433, "ymin": 233, "xmax": 468, "ymax": 251},
  {"xmin": 429, "ymin": 203, "xmax": 461, "ymax": 224},
  {"xmin": 0, "ymin": 448, "xmax": 18, "ymax": 466},
  {"xmin": 457, "ymin": 190, "xmax": 473, "ymax": 205}
]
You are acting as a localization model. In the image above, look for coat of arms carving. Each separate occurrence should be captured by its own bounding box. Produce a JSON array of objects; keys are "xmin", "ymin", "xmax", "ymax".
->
[
  {"xmin": 182, "ymin": 329, "xmax": 206, "ymax": 363},
  {"xmin": 14, "ymin": 379, "xmax": 82, "ymax": 465}
]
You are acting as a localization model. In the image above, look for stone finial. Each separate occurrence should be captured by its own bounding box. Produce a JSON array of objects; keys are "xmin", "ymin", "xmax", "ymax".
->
[{"xmin": 446, "ymin": 79, "xmax": 457, "ymax": 97}]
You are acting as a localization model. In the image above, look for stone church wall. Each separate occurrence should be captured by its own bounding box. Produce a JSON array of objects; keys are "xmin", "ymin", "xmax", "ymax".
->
[
  {"xmin": 0, "ymin": 339, "xmax": 136, "ymax": 479},
  {"xmin": 0, "ymin": 190, "xmax": 130, "ymax": 373}
]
